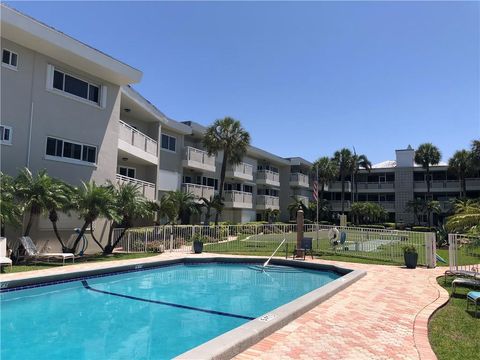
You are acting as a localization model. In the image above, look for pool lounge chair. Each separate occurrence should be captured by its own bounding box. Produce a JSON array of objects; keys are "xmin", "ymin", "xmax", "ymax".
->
[
  {"xmin": 0, "ymin": 237, "xmax": 12, "ymax": 269},
  {"xmin": 292, "ymin": 237, "xmax": 314, "ymax": 260},
  {"xmin": 452, "ymin": 277, "xmax": 480, "ymax": 296},
  {"xmin": 19, "ymin": 236, "xmax": 75, "ymax": 265},
  {"xmin": 466, "ymin": 291, "xmax": 480, "ymax": 318},
  {"xmin": 444, "ymin": 268, "xmax": 480, "ymax": 283}
]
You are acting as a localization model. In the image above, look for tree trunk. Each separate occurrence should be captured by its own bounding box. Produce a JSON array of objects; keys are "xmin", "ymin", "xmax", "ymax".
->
[
  {"xmin": 340, "ymin": 173, "xmax": 345, "ymax": 214},
  {"xmin": 215, "ymin": 151, "xmax": 228, "ymax": 225},
  {"xmin": 103, "ymin": 227, "xmax": 128, "ymax": 255},
  {"xmin": 67, "ymin": 221, "xmax": 90, "ymax": 253},
  {"xmin": 49, "ymin": 210, "xmax": 66, "ymax": 251},
  {"xmin": 23, "ymin": 207, "xmax": 36, "ymax": 236}
]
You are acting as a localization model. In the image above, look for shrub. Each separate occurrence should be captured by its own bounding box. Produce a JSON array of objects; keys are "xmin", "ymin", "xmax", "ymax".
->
[
  {"xmin": 402, "ymin": 245, "xmax": 417, "ymax": 254},
  {"xmin": 357, "ymin": 224, "xmax": 386, "ymax": 229},
  {"xmin": 383, "ymin": 222, "xmax": 396, "ymax": 229},
  {"xmin": 412, "ymin": 226, "xmax": 435, "ymax": 233}
]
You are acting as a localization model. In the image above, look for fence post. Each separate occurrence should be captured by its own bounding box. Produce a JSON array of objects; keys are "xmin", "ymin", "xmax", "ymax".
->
[
  {"xmin": 144, "ymin": 231, "xmax": 147, "ymax": 253},
  {"xmin": 170, "ymin": 227, "xmax": 174, "ymax": 253},
  {"xmin": 425, "ymin": 232, "xmax": 436, "ymax": 268},
  {"xmin": 127, "ymin": 231, "xmax": 130, "ymax": 253}
]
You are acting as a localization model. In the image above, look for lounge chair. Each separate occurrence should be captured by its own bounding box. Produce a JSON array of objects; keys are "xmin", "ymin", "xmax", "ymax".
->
[
  {"xmin": 292, "ymin": 237, "xmax": 314, "ymax": 260},
  {"xmin": 19, "ymin": 236, "xmax": 75, "ymax": 265},
  {"xmin": 0, "ymin": 237, "xmax": 12, "ymax": 270},
  {"xmin": 466, "ymin": 291, "xmax": 480, "ymax": 318},
  {"xmin": 452, "ymin": 277, "xmax": 480, "ymax": 296}
]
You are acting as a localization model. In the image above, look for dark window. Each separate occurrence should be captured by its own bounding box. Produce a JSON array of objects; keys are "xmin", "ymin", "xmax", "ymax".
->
[
  {"xmin": 46, "ymin": 136, "xmax": 95, "ymax": 164},
  {"xmin": 46, "ymin": 137, "xmax": 63, "ymax": 157},
  {"xmin": 53, "ymin": 70, "xmax": 64, "ymax": 90},
  {"xmin": 82, "ymin": 145, "xmax": 96, "ymax": 163},
  {"xmin": 0, "ymin": 126, "xmax": 11, "ymax": 141},
  {"xmin": 2, "ymin": 50, "xmax": 10, "ymax": 64},
  {"xmin": 169, "ymin": 137, "xmax": 176, "ymax": 151},
  {"xmin": 64, "ymin": 74, "xmax": 88, "ymax": 99},
  {"xmin": 161, "ymin": 134, "xmax": 169, "ymax": 149},
  {"xmin": 161, "ymin": 134, "xmax": 176, "ymax": 152},
  {"xmin": 119, "ymin": 167, "xmax": 135, "ymax": 178},
  {"xmin": 88, "ymin": 84, "xmax": 99, "ymax": 103},
  {"xmin": 10, "ymin": 53, "xmax": 17, "ymax": 67}
]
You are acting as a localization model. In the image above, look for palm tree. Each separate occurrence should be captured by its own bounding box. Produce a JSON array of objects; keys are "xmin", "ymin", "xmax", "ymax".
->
[
  {"xmin": 68, "ymin": 181, "xmax": 118, "ymax": 254},
  {"xmin": 312, "ymin": 156, "xmax": 337, "ymax": 203},
  {"xmin": 471, "ymin": 139, "xmax": 480, "ymax": 172},
  {"xmin": 405, "ymin": 199, "xmax": 426, "ymax": 225},
  {"xmin": 14, "ymin": 168, "xmax": 72, "ymax": 247},
  {"xmin": 102, "ymin": 182, "xmax": 152, "ymax": 255},
  {"xmin": 448, "ymin": 149, "xmax": 473, "ymax": 198},
  {"xmin": 203, "ymin": 117, "xmax": 250, "ymax": 224},
  {"xmin": 332, "ymin": 148, "xmax": 355, "ymax": 214},
  {"xmin": 0, "ymin": 172, "xmax": 22, "ymax": 236},
  {"xmin": 199, "ymin": 195, "xmax": 224, "ymax": 225},
  {"xmin": 424, "ymin": 200, "xmax": 441, "ymax": 226},
  {"xmin": 446, "ymin": 199, "xmax": 480, "ymax": 234},
  {"xmin": 162, "ymin": 190, "xmax": 199, "ymax": 225},
  {"xmin": 288, "ymin": 196, "xmax": 308, "ymax": 220},
  {"xmin": 351, "ymin": 153, "xmax": 372, "ymax": 202},
  {"xmin": 414, "ymin": 143, "xmax": 441, "ymax": 225}
]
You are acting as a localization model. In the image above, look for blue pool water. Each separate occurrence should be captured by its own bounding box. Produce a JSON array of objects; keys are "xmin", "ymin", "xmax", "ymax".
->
[{"xmin": 1, "ymin": 263, "xmax": 341, "ymax": 359}]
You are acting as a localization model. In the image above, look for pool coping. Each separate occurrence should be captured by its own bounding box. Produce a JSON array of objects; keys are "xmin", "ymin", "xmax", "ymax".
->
[{"xmin": 0, "ymin": 255, "xmax": 366, "ymax": 359}]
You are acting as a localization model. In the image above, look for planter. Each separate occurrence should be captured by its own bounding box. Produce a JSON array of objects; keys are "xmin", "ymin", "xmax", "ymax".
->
[
  {"xmin": 404, "ymin": 252, "xmax": 418, "ymax": 269},
  {"xmin": 193, "ymin": 241, "xmax": 203, "ymax": 254}
]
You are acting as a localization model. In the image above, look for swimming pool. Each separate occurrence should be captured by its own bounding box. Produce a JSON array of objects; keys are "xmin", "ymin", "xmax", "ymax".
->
[{"xmin": 1, "ymin": 260, "xmax": 360, "ymax": 359}]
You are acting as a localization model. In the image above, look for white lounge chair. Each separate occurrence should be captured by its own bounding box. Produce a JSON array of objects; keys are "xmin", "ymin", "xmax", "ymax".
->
[
  {"xmin": 0, "ymin": 237, "xmax": 12, "ymax": 270},
  {"xmin": 19, "ymin": 236, "xmax": 75, "ymax": 265}
]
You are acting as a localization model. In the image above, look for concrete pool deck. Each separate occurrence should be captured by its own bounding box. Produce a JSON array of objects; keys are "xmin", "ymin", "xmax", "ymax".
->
[{"xmin": 0, "ymin": 253, "xmax": 448, "ymax": 360}]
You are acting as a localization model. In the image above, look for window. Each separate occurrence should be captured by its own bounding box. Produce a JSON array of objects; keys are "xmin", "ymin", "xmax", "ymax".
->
[
  {"xmin": 244, "ymin": 185, "xmax": 253, "ymax": 193},
  {"xmin": 161, "ymin": 134, "xmax": 176, "ymax": 152},
  {"xmin": 0, "ymin": 125, "xmax": 12, "ymax": 144},
  {"xmin": 46, "ymin": 137, "xmax": 96, "ymax": 164},
  {"xmin": 51, "ymin": 68, "xmax": 100, "ymax": 104},
  {"xmin": 2, "ymin": 49, "xmax": 18, "ymax": 69},
  {"xmin": 119, "ymin": 166, "xmax": 136, "ymax": 178}
]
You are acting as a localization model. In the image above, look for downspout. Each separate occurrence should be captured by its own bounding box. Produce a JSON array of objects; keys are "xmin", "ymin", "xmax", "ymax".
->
[{"xmin": 26, "ymin": 102, "xmax": 34, "ymax": 168}]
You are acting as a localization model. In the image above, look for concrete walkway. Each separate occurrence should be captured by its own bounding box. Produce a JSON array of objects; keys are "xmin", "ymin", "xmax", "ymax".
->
[{"xmin": 0, "ymin": 254, "xmax": 449, "ymax": 360}]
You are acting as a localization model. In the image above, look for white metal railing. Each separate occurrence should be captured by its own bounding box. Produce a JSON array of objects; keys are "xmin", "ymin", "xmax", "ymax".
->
[
  {"xmin": 329, "ymin": 200, "xmax": 352, "ymax": 211},
  {"xmin": 116, "ymin": 174, "xmax": 156, "ymax": 200},
  {"xmin": 111, "ymin": 224, "xmax": 436, "ymax": 266},
  {"xmin": 328, "ymin": 181, "xmax": 352, "ymax": 192},
  {"xmin": 119, "ymin": 120, "xmax": 158, "ymax": 157},
  {"xmin": 228, "ymin": 162, "xmax": 254, "ymax": 178},
  {"xmin": 257, "ymin": 170, "xmax": 280, "ymax": 184},
  {"xmin": 257, "ymin": 195, "xmax": 280, "ymax": 208},
  {"xmin": 413, "ymin": 180, "xmax": 460, "ymax": 190},
  {"xmin": 448, "ymin": 233, "xmax": 480, "ymax": 274},
  {"xmin": 356, "ymin": 182, "xmax": 394, "ymax": 190},
  {"xmin": 182, "ymin": 183, "xmax": 214, "ymax": 199},
  {"xmin": 224, "ymin": 190, "xmax": 253, "ymax": 206},
  {"xmin": 184, "ymin": 146, "xmax": 215, "ymax": 167},
  {"xmin": 290, "ymin": 173, "xmax": 309, "ymax": 187}
]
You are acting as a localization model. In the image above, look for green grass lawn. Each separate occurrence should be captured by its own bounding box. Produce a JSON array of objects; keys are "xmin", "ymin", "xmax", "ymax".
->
[
  {"xmin": 1, "ymin": 252, "xmax": 160, "ymax": 274},
  {"xmin": 429, "ymin": 276, "xmax": 480, "ymax": 360}
]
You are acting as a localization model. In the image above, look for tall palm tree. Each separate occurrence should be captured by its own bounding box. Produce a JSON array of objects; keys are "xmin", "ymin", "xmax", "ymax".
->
[
  {"xmin": 446, "ymin": 199, "xmax": 480, "ymax": 234},
  {"xmin": 414, "ymin": 143, "xmax": 441, "ymax": 225},
  {"xmin": 203, "ymin": 117, "xmax": 250, "ymax": 224},
  {"xmin": 332, "ymin": 148, "xmax": 355, "ymax": 214},
  {"xmin": 287, "ymin": 196, "xmax": 308, "ymax": 220},
  {"xmin": 162, "ymin": 190, "xmax": 199, "ymax": 225},
  {"xmin": 0, "ymin": 172, "xmax": 22, "ymax": 236},
  {"xmin": 424, "ymin": 200, "xmax": 441, "ymax": 226},
  {"xmin": 199, "ymin": 195, "xmax": 224, "ymax": 225},
  {"xmin": 471, "ymin": 139, "xmax": 480, "ymax": 173},
  {"xmin": 312, "ymin": 156, "xmax": 338, "ymax": 203},
  {"xmin": 448, "ymin": 149, "xmax": 473, "ymax": 198},
  {"xmin": 351, "ymin": 153, "xmax": 372, "ymax": 202},
  {"xmin": 102, "ymin": 182, "xmax": 152, "ymax": 255},
  {"xmin": 68, "ymin": 181, "xmax": 118, "ymax": 254},
  {"xmin": 14, "ymin": 168, "xmax": 72, "ymax": 246}
]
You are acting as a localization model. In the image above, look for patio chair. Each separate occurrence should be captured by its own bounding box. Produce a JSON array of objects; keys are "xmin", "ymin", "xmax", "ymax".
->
[
  {"xmin": 0, "ymin": 237, "xmax": 12, "ymax": 270},
  {"xmin": 292, "ymin": 237, "xmax": 314, "ymax": 260},
  {"xmin": 19, "ymin": 237, "xmax": 75, "ymax": 265},
  {"xmin": 466, "ymin": 291, "xmax": 480, "ymax": 318},
  {"xmin": 452, "ymin": 277, "xmax": 480, "ymax": 296},
  {"xmin": 445, "ymin": 267, "xmax": 480, "ymax": 284}
]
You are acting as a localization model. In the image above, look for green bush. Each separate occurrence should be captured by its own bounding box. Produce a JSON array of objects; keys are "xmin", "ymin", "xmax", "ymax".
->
[
  {"xmin": 319, "ymin": 220, "xmax": 332, "ymax": 225},
  {"xmin": 412, "ymin": 226, "xmax": 435, "ymax": 233},
  {"xmin": 402, "ymin": 245, "xmax": 417, "ymax": 254},
  {"xmin": 357, "ymin": 224, "xmax": 386, "ymax": 229},
  {"xmin": 383, "ymin": 222, "xmax": 396, "ymax": 229}
]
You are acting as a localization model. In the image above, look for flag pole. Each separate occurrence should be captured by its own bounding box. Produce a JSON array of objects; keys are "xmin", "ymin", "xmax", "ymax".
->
[{"xmin": 316, "ymin": 165, "xmax": 319, "ymax": 248}]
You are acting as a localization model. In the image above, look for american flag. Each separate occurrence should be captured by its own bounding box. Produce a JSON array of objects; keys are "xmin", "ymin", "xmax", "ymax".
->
[{"xmin": 313, "ymin": 180, "xmax": 318, "ymax": 201}]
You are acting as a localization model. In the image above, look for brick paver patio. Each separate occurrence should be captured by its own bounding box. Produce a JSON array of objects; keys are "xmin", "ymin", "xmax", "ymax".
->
[{"xmin": 1, "ymin": 254, "xmax": 449, "ymax": 360}]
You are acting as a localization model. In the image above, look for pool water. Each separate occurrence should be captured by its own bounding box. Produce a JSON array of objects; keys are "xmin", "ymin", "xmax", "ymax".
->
[{"xmin": 1, "ymin": 263, "xmax": 340, "ymax": 359}]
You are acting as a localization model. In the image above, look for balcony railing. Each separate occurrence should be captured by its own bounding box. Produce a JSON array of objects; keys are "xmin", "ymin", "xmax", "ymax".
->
[
  {"xmin": 226, "ymin": 162, "xmax": 254, "ymax": 181},
  {"xmin": 182, "ymin": 183, "xmax": 214, "ymax": 200},
  {"xmin": 329, "ymin": 200, "xmax": 351, "ymax": 211},
  {"xmin": 118, "ymin": 120, "xmax": 158, "ymax": 157},
  {"xmin": 328, "ymin": 181, "xmax": 352, "ymax": 192},
  {"xmin": 356, "ymin": 182, "xmax": 395, "ymax": 190},
  {"xmin": 466, "ymin": 178, "xmax": 480, "ymax": 189},
  {"xmin": 116, "ymin": 174, "xmax": 156, "ymax": 201},
  {"xmin": 224, "ymin": 190, "xmax": 253, "ymax": 209},
  {"xmin": 182, "ymin": 147, "xmax": 216, "ymax": 172},
  {"xmin": 256, "ymin": 195, "xmax": 280, "ymax": 210},
  {"xmin": 257, "ymin": 170, "xmax": 280, "ymax": 187},
  {"xmin": 413, "ymin": 180, "xmax": 460, "ymax": 191},
  {"xmin": 289, "ymin": 173, "xmax": 309, "ymax": 188}
]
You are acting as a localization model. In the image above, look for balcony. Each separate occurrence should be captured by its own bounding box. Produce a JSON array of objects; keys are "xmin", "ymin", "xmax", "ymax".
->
[
  {"xmin": 356, "ymin": 182, "xmax": 395, "ymax": 192},
  {"xmin": 226, "ymin": 162, "xmax": 254, "ymax": 181},
  {"xmin": 224, "ymin": 191, "xmax": 253, "ymax": 209},
  {"xmin": 182, "ymin": 147, "xmax": 216, "ymax": 173},
  {"xmin": 466, "ymin": 178, "xmax": 480, "ymax": 190},
  {"xmin": 182, "ymin": 183, "xmax": 214, "ymax": 200},
  {"xmin": 289, "ymin": 173, "xmax": 309, "ymax": 188},
  {"xmin": 378, "ymin": 201, "xmax": 396, "ymax": 211},
  {"xmin": 116, "ymin": 174, "xmax": 156, "ymax": 201},
  {"xmin": 413, "ymin": 180, "xmax": 460, "ymax": 192},
  {"xmin": 256, "ymin": 195, "xmax": 280, "ymax": 210},
  {"xmin": 118, "ymin": 120, "xmax": 158, "ymax": 165},
  {"xmin": 257, "ymin": 170, "xmax": 280, "ymax": 187},
  {"xmin": 328, "ymin": 181, "xmax": 352, "ymax": 192},
  {"xmin": 329, "ymin": 200, "xmax": 351, "ymax": 212}
]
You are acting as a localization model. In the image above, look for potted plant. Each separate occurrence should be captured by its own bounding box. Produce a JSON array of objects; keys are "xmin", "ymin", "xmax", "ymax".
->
[
  {"xmin": 403, "ymin": 245, "xmax": 418, "ymax": 269},
  {"xmin": 192, "ymin": 233, "xmax": 206, "ymax": 254}
]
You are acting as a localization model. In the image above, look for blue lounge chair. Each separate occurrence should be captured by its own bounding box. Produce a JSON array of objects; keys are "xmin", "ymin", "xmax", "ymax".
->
[{"xmin": 466, "ymin": 291, "xmax": 480, "ymax": 318}]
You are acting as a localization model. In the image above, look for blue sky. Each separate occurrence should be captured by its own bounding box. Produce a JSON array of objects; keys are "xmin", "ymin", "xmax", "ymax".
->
[{"xmin": 9, "ymin": 1, "xmax": 479, "ymax": 164}]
